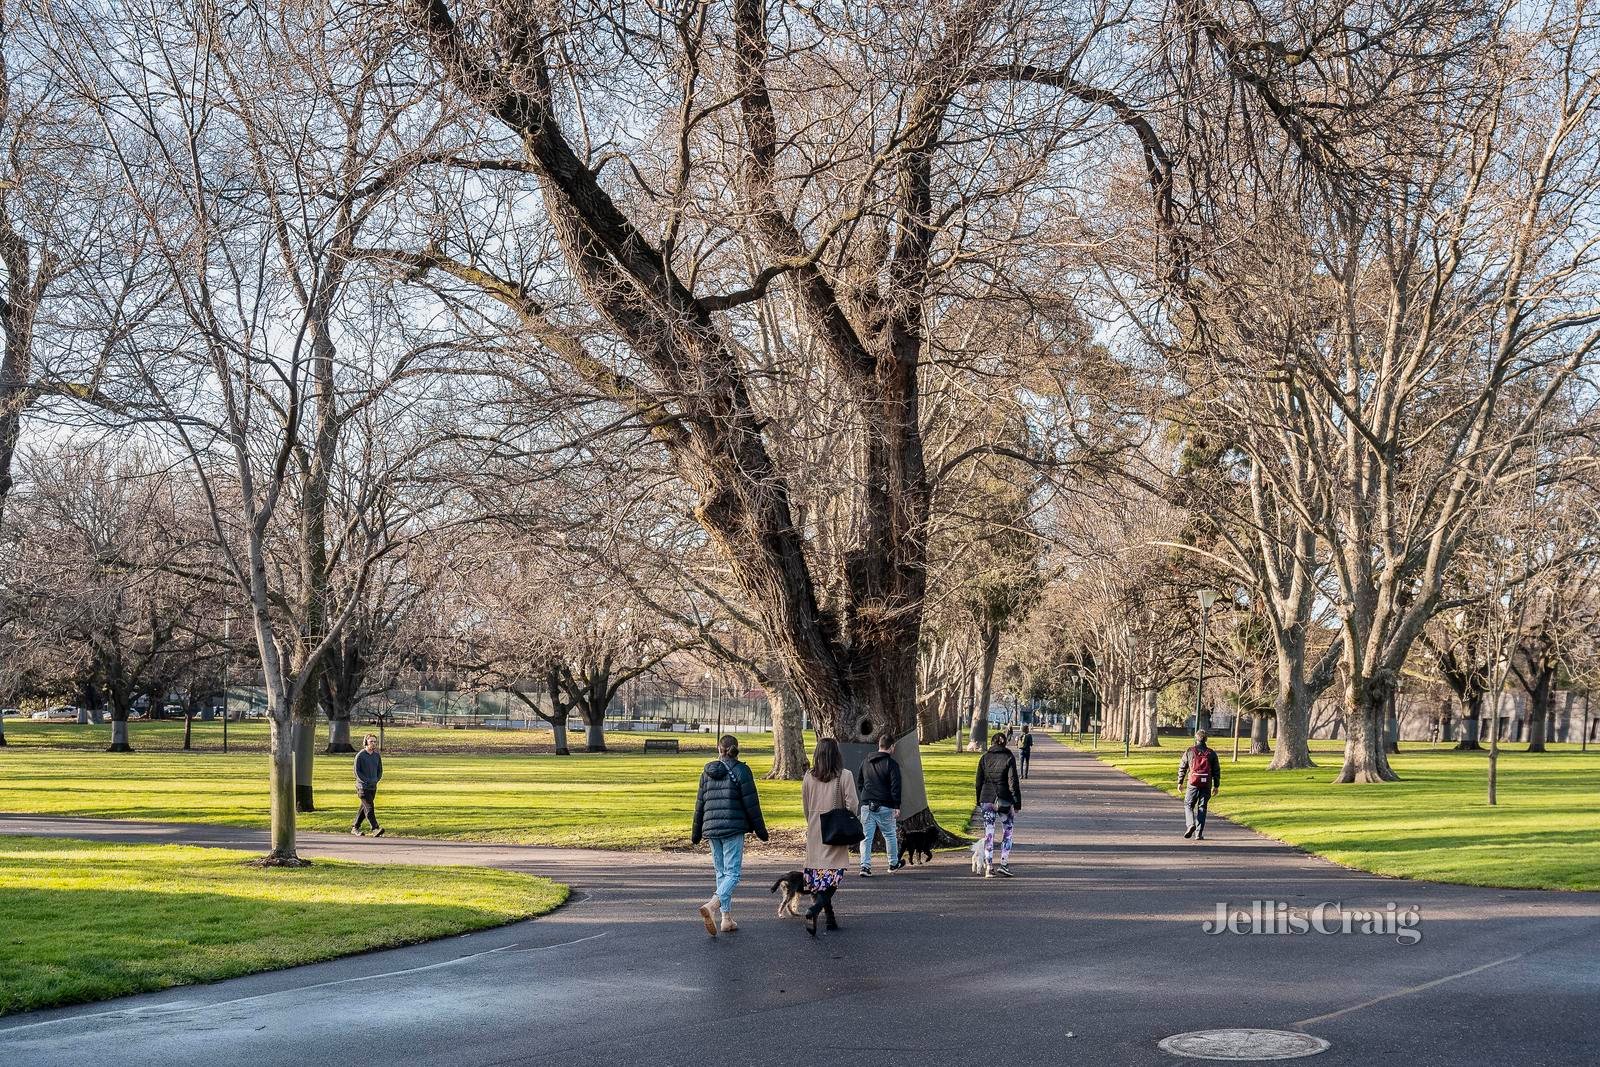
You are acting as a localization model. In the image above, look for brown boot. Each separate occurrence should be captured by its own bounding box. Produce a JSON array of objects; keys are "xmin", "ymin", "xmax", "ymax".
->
[{"xmin": 698, "ymin": 899, "xmax": 720, "ymax": 937}]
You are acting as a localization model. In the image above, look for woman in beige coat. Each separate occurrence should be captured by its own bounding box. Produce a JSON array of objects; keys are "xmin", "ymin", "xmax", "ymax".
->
[{"xmin": 800, "ymin": 737, "xmax": 859, "ymax": 936}]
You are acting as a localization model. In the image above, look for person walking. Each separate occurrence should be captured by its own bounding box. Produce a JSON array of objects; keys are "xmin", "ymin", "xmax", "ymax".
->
[
  {"xmin": 691, "ymin": 733, "xmax": 768, "ymax": 936},
  {"xmin": 1179, "ymin": 730, "xmax": 1221, "ymax": 840},
  {"xmin": 975, "ymin": 732, "xmax": 1022, "ymax": 877},
  {"xmin": 1019, "ymin": 725, "xmax": 1034, "ymax": 779},
  {"xmin": 801, "ymin": 737, "xmax": 860, "ymax": 936},
  {"xmin": 856, "ymin": 732, "xmax": 903, "ymax": 877},
  {"xmin": 351, "ymin": 734, "xmax": 384, "ymax": 837}
]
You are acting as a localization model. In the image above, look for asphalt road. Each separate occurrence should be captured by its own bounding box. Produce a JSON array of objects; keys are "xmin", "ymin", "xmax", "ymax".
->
[{"xmin": 3, "ymin": 737, "xmax": 1597, "ymax": 1066}]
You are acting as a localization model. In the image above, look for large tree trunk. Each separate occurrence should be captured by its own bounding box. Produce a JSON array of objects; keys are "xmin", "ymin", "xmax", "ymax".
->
[
  {"xmin": 107, "ymin": 709, "xmax": 133, "ymax": 753},
  {"xmin": 265, "ymin": 714, "xmax": 303, "ymax": 865},
  {"xmin": 1249, "ymin": 712, "xmax": 1271, "ymax": 755},
  {"xmin": 1334, "ymin": 676, "xmax": 1400, "ymax": 783},
  {"xmin": 1384, "ymin": 690, "xmax": 1401, "ymax": 753},
  {"xmin": 766, "ymin": 683, "xmax": 805, "ymax": 780},
  {"xmin": 1525, "ymin": 667, "xmax": 1552, "ymax": 753},
  {"xmin": 292, "ymin": 717, "xmax": 317, "ymax": 812},
  {"xmin": 966, "ymin": 668, "xmax": 988, "ymax": 751},
  {"xmin": 549, "ymin": 715, "xmax": 570, "ymax": 755},
  {"xmin": 966, "ymin": 623, "xmax": 1001, "ymax": 750},
  {"xmin": 1270, "ymin": 676, "xmax": 1315, "ymax": 768},
  {"xmin": 584, "ymin": 713, "xmax": 606, "ymax": 753},
  {"xmin": 1138, "ymin": 687, "xmax": 1161, "ymax": 747},
  {"xmin": 0, "ymin": 714, "xmax": 6, "ymax": 746},
  {"xmin": 1455, "ymin": 692, "xmax": 1483, "ymax": 750},
  {"xmin": 325, "ymin": 714, "xmax": 354, "ymax": 753}
]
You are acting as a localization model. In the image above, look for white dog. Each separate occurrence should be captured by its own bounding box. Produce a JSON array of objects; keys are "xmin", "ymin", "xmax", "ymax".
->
[{"xmin": 970, "ymin": 838, "xmax": 985, "ymax": 875}]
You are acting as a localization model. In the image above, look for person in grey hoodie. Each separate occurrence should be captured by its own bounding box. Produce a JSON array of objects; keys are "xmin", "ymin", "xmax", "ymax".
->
[
  {"xmin": 351, "ymin": 734, "xmax": 384, "ymax": 837},
  {"xmin": 690, "ymin": 733, "xmax": 768, "ymax": 935}
]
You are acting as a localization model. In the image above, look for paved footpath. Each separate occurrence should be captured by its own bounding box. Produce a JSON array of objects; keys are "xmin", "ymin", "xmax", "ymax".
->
[{"xmin": 3, "ymin": 738, "xmax": 1598, "ymax": 1066}]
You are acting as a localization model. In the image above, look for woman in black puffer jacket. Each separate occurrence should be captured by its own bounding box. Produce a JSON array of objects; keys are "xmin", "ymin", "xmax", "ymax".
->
[
  {"xmin": 975, "ymin": 733, "xmax": 1022, "ymax": 878},
  {"xmin": 691, "ymin": 734, "xmax": 768, "ymax": 935}
]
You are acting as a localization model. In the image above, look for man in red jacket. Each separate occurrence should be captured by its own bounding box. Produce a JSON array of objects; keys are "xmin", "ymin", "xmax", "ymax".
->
[{"xmin": 1178, "ymin": 730, "xmax": 1221, "ymax": 840}]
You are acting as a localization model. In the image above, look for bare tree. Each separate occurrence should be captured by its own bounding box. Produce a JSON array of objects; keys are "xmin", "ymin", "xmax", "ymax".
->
[
  {"xmin": 1116, "ymin": 7, "xmax": 1600, "ymax": 781},
  {"xmin": 59, "ymin": 0, "xmax": 448, "ymax": 861}
]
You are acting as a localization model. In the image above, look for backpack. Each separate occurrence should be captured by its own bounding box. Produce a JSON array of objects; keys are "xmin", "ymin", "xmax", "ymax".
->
[{"xmin": 1187, "ymin": 746, "xmax": 1216, "ymax": 787}]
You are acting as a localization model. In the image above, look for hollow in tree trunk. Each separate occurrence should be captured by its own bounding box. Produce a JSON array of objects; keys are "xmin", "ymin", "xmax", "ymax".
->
[
  {"xmin": 1249, "ymin": 713, "xmax": 1271, "ymax": 755},
  {"xmin": 1334, "ymin": 677, "xmax": 1400, "ymax": 783}
]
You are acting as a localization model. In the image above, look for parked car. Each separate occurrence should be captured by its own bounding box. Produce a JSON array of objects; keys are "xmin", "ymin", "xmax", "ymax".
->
[
  {"xmin": 31, "ymin": 710, "xmax": 50, "ymax": 720},
  {"xmin": 0, "ymin": 708, "xmax": 18, "ymax": 718}
]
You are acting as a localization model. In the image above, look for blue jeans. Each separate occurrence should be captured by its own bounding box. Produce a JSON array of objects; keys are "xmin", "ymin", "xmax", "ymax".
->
[
  {"xmin": 1185, "ymin": 786, "xmax": 1211, "ymax": 832},
  {"xmin": 859, "ymin": 805, "xmax": 898, "ymax": 871},
  {"xmin": 709, "ymin": 834, "xmax": 745, "ymax": 911}
]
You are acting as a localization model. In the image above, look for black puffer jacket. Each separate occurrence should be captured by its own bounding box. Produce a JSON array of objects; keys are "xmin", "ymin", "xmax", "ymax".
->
[
  {"xmin": 691, "ymin": 757, "xmax": 768, "ymax": 844},
  {"xmin": 975, "ymin": 746, "xmax": 1022, "ymax": 810}
]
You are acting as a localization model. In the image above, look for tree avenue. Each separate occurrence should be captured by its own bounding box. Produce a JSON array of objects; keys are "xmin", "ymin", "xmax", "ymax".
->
[{"xmin": 2, "ymin": 0, "xmax": 1600, "ymax": 865}]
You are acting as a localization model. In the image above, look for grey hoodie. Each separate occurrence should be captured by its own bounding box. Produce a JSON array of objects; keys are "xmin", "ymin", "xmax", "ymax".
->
[{"xmin": 354, "ymin": 749, "xmax": 383, "ymax": 794}]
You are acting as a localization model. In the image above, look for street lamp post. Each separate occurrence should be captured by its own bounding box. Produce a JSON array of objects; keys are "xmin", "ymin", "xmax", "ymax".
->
[
  {"xmin": 221, "ymin": 613, "xmax": 230, "ymax": 754},
  {"xmin": 1195, "ymin": 589, "xmax": 1219, "ymax": 735}
]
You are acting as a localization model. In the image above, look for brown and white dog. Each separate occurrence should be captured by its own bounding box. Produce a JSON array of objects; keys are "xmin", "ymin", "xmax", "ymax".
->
[{"xmin": 770, "ymin": 871, "xmax": 813, "ymax": 917}]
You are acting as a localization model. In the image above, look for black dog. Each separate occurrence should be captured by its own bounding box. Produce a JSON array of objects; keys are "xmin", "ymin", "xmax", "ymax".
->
[
  {"xmin": 770, "ymin": 871, "xmax": 813, "ymax": 917},
  {"xmin": 897, "ymin": 827, "xmax": 937, "ymax": 866}
]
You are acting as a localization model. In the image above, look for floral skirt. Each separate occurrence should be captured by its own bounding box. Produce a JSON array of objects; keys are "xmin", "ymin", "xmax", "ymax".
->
[{"xmin": 804, "ymin": 867, "xmax": 844, "ymax": 893}]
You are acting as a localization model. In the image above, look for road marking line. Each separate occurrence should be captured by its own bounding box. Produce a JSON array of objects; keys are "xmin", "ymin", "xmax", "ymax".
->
[
  {"xmin": 0, "ymin": 932, "xmax": 610, "ymax": 1037},
  {"xmin": 1291, "ymin": 952, "xmax": 1525, "ymax": 1029}
]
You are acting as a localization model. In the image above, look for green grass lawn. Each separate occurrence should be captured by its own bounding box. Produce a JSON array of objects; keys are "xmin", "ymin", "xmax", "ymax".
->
[
  {"xmin": 1071, "ymin": 735, "xmax": 1600, "ymax": 891},
  {"xmin": 0, "ymin": 722, "xmax": 979, "ymax": 849},
  {"xmin": 0, "ymin": 718, "xmax": 724, "ymax": 755},
  {"xmin": 0, "ymin": 835, "xmax": 567, "ymax": 1015}
]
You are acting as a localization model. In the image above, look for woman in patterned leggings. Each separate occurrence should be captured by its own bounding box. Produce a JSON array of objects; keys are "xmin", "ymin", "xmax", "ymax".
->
[{"xmin": 975, "ymin": 732, "xmax": 1022, "ymax": 877}]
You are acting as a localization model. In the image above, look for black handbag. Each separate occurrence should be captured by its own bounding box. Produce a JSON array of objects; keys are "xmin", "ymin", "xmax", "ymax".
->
[{"xmin": 819, "ymin": 778, "xmax": 865, "ymax": 846}]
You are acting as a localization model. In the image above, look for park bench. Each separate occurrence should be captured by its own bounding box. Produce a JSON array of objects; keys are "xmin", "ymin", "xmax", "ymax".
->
[{"xmin": 643, "ymin": 738, "xmax": 681, "ymax": 753}]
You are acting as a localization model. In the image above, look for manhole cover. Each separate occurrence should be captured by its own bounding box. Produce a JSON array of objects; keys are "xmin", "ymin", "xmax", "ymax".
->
[{"xmin": 1158, "ymin": 1029, "xmax": 1330, "ymax": 1060}]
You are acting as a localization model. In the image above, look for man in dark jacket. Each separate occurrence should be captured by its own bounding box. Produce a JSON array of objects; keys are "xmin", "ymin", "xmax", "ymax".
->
[
  {"xmin": 1019, "ymin": 725, "xmax": 1034, "ymax": 778},
  {"xmin": 975, "ymin": 733, "xmax": 1022, "ymax": 877},
  {"xmin": 856, "ymin": 732, "xmax": 903, "ymax": 876},
  {"xmin": 691, "ymin": 734, "xmax": 767, "ymax": 936},
  {"xmin": 351, "ymin": 734, "xmax": 384, "ymax": 837},
  {"xmin": 1178, "ymin": 730, "xmax": 1221, "ymax": 840}
]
